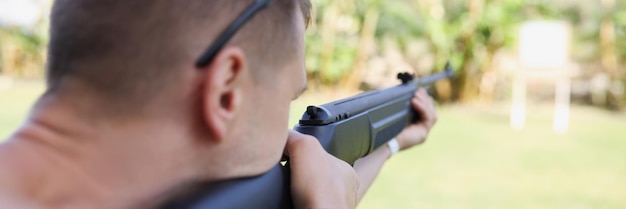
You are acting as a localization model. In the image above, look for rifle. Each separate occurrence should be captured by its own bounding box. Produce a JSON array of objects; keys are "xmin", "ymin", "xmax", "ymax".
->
[{"xmin": 161, "ymin": 63, "xmax": 454, "ymax": 209}]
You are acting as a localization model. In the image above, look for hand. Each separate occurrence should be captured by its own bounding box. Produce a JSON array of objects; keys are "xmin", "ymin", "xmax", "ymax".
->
[
  {"xmin": 285, "ymin": 130, "xmax": 358, "ymax": 209},
  {"xmin": 395, "ymin": 89, "xmax": 438, "ymax": 151}
]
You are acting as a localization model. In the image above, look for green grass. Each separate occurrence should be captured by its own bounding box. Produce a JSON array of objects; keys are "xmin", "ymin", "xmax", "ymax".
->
[
  {"xmin": 354, "ymin": 105, "xmax": 626, "ymax": 209},
  {"xmin": 360, "ymin": 107, "xmax": 626, "ymax": 209},
  {"xmin": 291, "ymin": 94, "xmax": 626, "ymax": 209},
  {"xmin": 0, "ymin": 80, "xmax": 44, "ymax": 139},
  {"xmin": 2, "ymin": 81, "xmax": 626, "ymax": 208}
]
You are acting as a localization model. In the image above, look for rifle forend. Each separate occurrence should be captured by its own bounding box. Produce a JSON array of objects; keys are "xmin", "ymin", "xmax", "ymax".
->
[
  {"xmin": 295, "ymin": 62, "xmax": 454, "ymax": 165},
  {"xmin": 161, "ymin": 63, "xmax": 454, "ymax": 209}
]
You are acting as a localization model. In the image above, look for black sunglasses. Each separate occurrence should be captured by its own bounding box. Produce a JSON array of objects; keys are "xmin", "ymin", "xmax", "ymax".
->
[{"xmin": 195, "ymin": 0, "xmax": 276, "ymax": 67}]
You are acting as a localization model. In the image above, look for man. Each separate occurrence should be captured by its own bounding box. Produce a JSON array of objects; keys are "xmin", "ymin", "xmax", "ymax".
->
[{"xmin": 0, "ymin": 0, "xmax": 437, "ymax": 208}]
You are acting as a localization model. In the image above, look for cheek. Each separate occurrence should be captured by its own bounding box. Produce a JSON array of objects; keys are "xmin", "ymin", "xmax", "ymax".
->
[
  {"xmin": 266, "ymin": 95, "xmax": 290, "ymax": 142},
  {"xmin": 249, "ymin": 87, "xmax": 291, "ymax": 151},
  {"xmin": 268, "ymin": 92, "xmax": 291, "ymax": 147}
]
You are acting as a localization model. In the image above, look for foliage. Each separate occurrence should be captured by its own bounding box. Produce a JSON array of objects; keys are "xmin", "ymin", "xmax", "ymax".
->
[
  {"xmin": 0, "ymin": 27, "xmax": 47, "ymax": 77},
  {"xmin": 616, "ymin": 6, "xmax": 626, "ymax": 61},
  {"xmin": 305, "ymin": 0, "xmax": 625, "ymax": 104},
  {"xmin": 357, "ymin": 104, "xmax": 626, "ymax": 209},
  {"xmin": 0, "ymin": 0, "xmax": 624, "ymax": 104},
  {"xmin": 0, "ymin": 1, "xmax": 49, "ymax": 78}
]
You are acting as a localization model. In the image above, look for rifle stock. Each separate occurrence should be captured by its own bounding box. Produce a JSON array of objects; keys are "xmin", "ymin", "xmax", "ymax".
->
[{"xmin": 161, "ymin": 64, "xmax": 454, "ymax": 209}]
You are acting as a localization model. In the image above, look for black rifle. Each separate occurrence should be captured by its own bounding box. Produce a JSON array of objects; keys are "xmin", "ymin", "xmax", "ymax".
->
[{"xmin": 162, "ymin": 63, "xmax": 454, "ymax": 209}]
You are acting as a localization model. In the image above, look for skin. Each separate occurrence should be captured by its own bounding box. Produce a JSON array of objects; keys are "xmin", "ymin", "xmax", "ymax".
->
[
  {"xmin": 353, "ymin": 89, "xmax": 437, "ymax": 201},
  {"xmin": 0, "ymin": 1, "xmax": 437, "ymax": 209}
]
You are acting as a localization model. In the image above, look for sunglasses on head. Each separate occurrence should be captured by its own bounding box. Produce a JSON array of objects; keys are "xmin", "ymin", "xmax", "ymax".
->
[{"xmin": 195, "ymin": 0, "xmax": 276, "ymax": 68}]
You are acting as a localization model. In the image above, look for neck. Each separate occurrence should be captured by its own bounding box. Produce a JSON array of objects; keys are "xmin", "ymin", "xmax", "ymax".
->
[{"xmin": 0, "ymin": 94, "xmax": 203, "ymax": 208}]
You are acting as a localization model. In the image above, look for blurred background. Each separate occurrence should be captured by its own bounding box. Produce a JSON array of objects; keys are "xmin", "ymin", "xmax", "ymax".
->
[{"xmin": 1, "ymin": 0, "xmax": 625, "ymax": 208}]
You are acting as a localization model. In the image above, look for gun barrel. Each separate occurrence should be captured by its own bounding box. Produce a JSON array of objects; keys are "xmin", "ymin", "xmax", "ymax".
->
[
  {"xmin": 417, "ymin": 62, "xmax": 455, "ymax": 85},
  {"xmin": 163, "ymin": 62, "xmax": 456, "ymax": 209}
]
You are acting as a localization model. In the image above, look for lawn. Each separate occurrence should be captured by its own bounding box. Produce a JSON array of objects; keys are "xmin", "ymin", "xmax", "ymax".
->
[
  {"xmin": 0, "ymin": 80, "xmax": 44, "ymax": 138},
  {"xmin": 2, "ymin": 81, "xmax": 626, "ymax": 209},
  {"xmin": 353, "ymin": 105, "xmax": 626, "ymax": 209},
  {"xmin": 291, "ymin": 93, "xmax": 626, "ymax": 209}
]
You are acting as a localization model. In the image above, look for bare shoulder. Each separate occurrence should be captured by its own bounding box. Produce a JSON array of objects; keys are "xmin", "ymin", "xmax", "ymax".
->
[{"xmin": 0, "ymin": 192, "xmax": 43, "ymax": 209}]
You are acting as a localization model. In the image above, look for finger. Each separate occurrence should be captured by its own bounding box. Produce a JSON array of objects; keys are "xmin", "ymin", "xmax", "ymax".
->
[
  {"xmin": 414, "ymin": 91, "xmax": 430, "ymax": 108},
  {"xmin": 284, "ymin": 130, "xmax": 321, "ymax": 158},
  {"xmin": 286, "ymin": 131, "xmax": 352, "ymax": 173},
  {"xmin": 416, "ymin": 88, "xmax": 427, "ymax": 98},
  {"xmin": 413, "ymin": 94, "xmax": 437, "ymax": 122},
  {"xmin": 411, "ymin": 96, "xmax": 429, "ymax": 120},
  {"xmin": 418, "ymin": 88, "xmax": 434, "ymax": 101},
  {"xmin": 416, "ymin": 90, "xmax": 435, "ymax": 109}
]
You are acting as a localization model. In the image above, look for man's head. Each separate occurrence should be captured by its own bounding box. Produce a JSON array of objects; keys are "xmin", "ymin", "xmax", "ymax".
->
[{"xmin": 43, "ymin": 0, "xmax": 311, "ymax": 179}]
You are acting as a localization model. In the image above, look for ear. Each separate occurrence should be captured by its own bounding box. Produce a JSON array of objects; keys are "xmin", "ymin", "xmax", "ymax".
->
[{"xmin": 198, "ymin": 46, "xmax": 248, "ymax": 142}]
